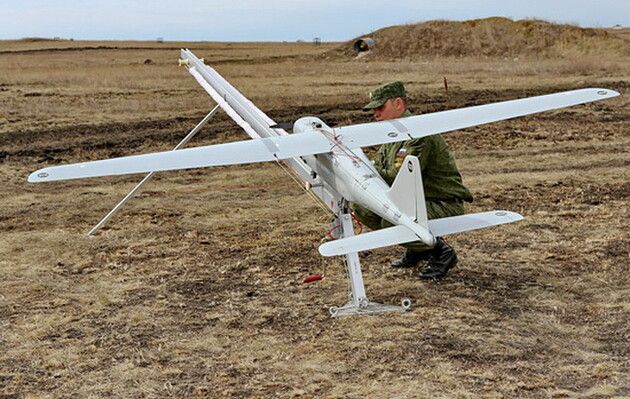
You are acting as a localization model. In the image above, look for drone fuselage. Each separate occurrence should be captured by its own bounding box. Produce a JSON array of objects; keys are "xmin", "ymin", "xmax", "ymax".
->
[{"xmin": 294, "ymin": 116, "xmax": 435, "ymax": 247}]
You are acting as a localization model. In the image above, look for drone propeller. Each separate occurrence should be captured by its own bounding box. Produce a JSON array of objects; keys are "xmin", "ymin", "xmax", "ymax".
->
[
  {"xmin": 270, "ymin": 122, "xmax": 293, "ymax": 130},
  {"xmin": 271, "ymin": 120, "xmax": 338, "ymax": 132}
]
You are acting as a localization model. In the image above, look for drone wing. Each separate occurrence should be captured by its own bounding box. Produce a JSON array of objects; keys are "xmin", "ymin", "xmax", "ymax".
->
[
  {"xmin": 28, "ymin": 132, "xmax": 332, "ymax": 182},
  {"xmin": 335, "ymin": 88, "xmax": 620, "ymax": 148},
  {"xmin": 28, "ymin": 85, "xmax": 619, "ymax": 183}
]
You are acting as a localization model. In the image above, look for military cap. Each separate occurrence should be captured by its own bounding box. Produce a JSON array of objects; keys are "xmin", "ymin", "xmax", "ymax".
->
[{"xmin": 363, "ymin": 81, "xmax": 407, "ymax": 110}]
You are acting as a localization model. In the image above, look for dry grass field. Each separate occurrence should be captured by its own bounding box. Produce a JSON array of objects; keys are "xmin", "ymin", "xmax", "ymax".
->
[{"xmin": 0, "ymin": 32, "xmax": 628, "ymax": 399}]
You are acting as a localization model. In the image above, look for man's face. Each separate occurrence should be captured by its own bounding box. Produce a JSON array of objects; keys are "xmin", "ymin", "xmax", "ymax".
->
[{"xmin": 372, "ymin": 98, "xmax": 406, "ymax": 121}]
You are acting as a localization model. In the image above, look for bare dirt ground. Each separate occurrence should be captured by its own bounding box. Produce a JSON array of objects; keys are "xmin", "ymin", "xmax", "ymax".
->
[{"xmin": 0, "ymin": 40, "xmax": 628, "ymax": 398}]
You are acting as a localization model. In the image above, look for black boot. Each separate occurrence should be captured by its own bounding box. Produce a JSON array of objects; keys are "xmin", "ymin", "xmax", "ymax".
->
[
  {"xmin": 419, "ymin": 237, "xmax": 457, "ymax": 280},
  {"xmin": 391, "ymin": 249, "xmax": 432, "ymax": 268}
]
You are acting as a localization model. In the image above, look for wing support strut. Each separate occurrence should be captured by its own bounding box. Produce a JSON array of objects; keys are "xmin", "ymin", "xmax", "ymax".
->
[
  {"xmin": 328, "ymin": 202, "xmax": 411, "ymax": 317},
  {"xmin": 87, "ymin": 104, "xmax": 221, "ymax": 236}
]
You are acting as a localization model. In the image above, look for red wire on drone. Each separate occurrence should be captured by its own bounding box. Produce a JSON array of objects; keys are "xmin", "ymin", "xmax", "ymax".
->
[
  {"xmin": 351, "ymin": 212, "xmax": 363, "ymax": 234},
  {"xmin": 327, "ymin": 223, "xmax": 342, "ymax": 240},
  {"xmin": 327, "ymin": 212, "xmax": 363, "ymax": 239}
]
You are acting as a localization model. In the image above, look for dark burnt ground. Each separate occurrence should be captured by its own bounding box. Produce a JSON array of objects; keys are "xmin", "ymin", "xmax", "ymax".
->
[
  {"xmin": 3, "ymin": 81, "xmax": 627, "ymax": 160},
  {"xmin": 1, "ymin": 82, "xmax": 628, "ymax": 398}
]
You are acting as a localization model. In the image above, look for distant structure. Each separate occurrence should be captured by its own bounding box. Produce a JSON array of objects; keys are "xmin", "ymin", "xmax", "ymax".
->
[
  {"xmin": 612, "ymin": 24, "xmax": 623, "ymax": 30},
  {"xmin": 313, "ymin": 37, "xmax": 321, "ymax": 46},
  {"xmin": 353, "ymin": 37, "xmax": 375, "ymax": 53},
  {"xmin": 156, "ymin": 37, "xmax": 164, "ymax": 43}
]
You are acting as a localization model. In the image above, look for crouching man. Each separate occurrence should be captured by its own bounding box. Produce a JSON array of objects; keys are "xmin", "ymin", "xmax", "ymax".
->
[{"xmin": 354, "ymin": 81, "xmax": 473, "ymax": 279}]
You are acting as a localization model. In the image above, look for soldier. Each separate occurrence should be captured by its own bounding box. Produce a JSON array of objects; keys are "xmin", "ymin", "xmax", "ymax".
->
[{"xmin": 354, "ymin": 81, "xmax": 473, "ymax": 279}]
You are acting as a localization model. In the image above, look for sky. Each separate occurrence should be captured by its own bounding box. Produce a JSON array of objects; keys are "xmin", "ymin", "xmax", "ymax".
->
[{"xmin": 0, "ymin": 0, "xmax": 628, "ymax": 41}]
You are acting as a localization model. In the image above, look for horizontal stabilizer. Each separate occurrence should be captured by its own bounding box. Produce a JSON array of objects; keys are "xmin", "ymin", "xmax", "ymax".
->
[
  {"xmin": 319, "ymin": 210, "xmax": 523, "ymax": 256},
  {"xmin": 427, "ymin": 210, "xmax": 523, "ymax": 236},
  {"xmin": 319, "ymin": 225, "xmax": 418, "ymax": 257},
  {"xmin": 28, "ymin": 132, "xmax": 334, "ymax": 183}
]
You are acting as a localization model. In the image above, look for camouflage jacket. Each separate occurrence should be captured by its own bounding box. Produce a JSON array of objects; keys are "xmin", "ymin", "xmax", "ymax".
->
[{"xmin": 373, "ymin": 111, "xmax": 473, "ymax": 203}]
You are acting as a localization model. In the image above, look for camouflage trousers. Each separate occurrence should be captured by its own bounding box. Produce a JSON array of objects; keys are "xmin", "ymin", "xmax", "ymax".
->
[{"xmin": 352, "ymin": 200, "xmax": 465, "ymax": 253}]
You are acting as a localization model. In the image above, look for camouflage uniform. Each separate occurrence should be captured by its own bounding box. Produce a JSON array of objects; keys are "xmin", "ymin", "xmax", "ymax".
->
[{"xmin": 354, "ymin": 82, "xmax": 473, "ymax": 252}]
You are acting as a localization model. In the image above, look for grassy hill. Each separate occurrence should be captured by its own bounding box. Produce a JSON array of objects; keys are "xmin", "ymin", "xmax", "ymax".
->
[{"xmin": 327, "ymin": 17, "xmax": 630, "ymax": 60}]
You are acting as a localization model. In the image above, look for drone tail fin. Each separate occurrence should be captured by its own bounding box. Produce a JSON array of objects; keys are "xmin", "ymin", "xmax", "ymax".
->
[{"xmin": 386, "ymin": 155, "xmax": 428, "ymax": 226}]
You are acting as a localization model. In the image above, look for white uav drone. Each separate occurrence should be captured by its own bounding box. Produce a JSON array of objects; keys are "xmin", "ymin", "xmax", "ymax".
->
[{"xmin": 29, "ymin": 50, "xmax": 619, "ymax": 316}]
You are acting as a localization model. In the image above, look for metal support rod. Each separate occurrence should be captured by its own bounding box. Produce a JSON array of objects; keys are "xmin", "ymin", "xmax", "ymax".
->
[
  {"xmin": 339, "ymin": 211, "xmax": 367, "ymax": 305},
  {"xmin": 329, "ymin": 203, "xmax": 411, "ymax": 317},
  {"xmin": 87, "ymin": 105, "xmax": 221, "ymax": 236}
]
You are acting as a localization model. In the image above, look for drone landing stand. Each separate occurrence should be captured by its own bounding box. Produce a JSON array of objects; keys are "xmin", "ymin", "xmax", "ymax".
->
[{"xmin": 329, "ymin": 211, "xmax": 411, "ymax": 318}]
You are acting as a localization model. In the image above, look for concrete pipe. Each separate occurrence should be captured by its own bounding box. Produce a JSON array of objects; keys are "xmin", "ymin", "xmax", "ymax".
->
[{"xmin": 353, "ymin": 38, "xmax": 375, "ymax": 53}]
